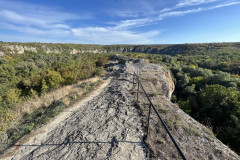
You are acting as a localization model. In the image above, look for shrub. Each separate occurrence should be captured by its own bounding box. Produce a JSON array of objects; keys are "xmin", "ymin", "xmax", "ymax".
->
[
  {"xmin": 44, "ymin": 70, "xmax": 63, "ymax": 88},
  {"xmin": 94, "ymin": 67, "xmax": 105, "ymax": 76},
  {"xmin": 95, "ymin": 57, "xmax": 108, "ymax": 67},
  {"xmin": 3, "ymin": 89, "xmax": 21, "ymax": 105},
  {"xmin": 59, "ymin": 66, "xmax": 78, "ymax": 85}
]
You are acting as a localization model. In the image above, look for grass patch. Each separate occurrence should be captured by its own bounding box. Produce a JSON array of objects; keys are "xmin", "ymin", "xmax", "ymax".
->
[
  {"xmin": 149, "ymin": 92, "xmax": 157, "ymax": 97},
  {"xmin": 203, "ymin": 127, "xmax": 216, "ymax": 139},
  {"xmin": 165, "ymin": 114, "xmax": 183, "ymax": 130},
  {"xmin": 156, "ymin": 104, "xmax": 168, "ymax": 114},
  {"xmin": 183, "ymin": 125, "xmax": 201, "ymax": 136}
]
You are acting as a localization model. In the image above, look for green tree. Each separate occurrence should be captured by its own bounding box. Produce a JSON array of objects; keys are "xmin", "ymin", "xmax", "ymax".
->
[
  {"xmin": 3, "ymin": 89, "xmax": 21, "ymax": 105},
  {"xmin": 41, "ymin": 79, "xmax": 48, "ymax": 94},
  {"xmin": 44, "ymin": 70, "xmax": 63, "ymax": 88},
  {"xmin": 199, "ymin": 84, "xmax": 240, "ymax": 127}
]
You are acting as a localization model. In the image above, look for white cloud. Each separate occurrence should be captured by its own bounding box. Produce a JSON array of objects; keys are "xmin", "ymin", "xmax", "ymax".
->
[
  {"xmin": 113, "ymin": 18, "xmax": 153, "ymax": 29},
  {"xmin": 71, "ymin": 27, "xmax": 161, "ymax": 44},
  {"xmin": 103, "ymin": 0, "xmax": 165, "ymax": 18},
  {"xmin": 0, "ymin": 0, "xmax": 161, "ymax": 44},
  {"xmin": 177, "ymin": 0, "xmax": 219, "ymax": 7},
  {"xmin": 0, "ymin": 10, "xmax": 46, "ymax": 27},
  {"xmin": 121, "ymin": 1, "xmax": 240, "ymax": 28},
  {"xmin": 0, "ymin": 0, "xmax": 240, "ymax": 44},
  {"xmin": 163, "ymin": 1, "xmax": 240, "ymax": 18},
  {"xmin": 0, "ymin": 0, "xmax": 89, "ymax": 30},
  {"xmin": 160, "ymin": 0, "xmax": 219, "ymax": 13},
  {"xmin": 158, "ymin": 8, "xmax": 203, "ymax": 20},
  {"xmin": 208, "ymin": 1, "xmax": 240, "ymax": 9}
]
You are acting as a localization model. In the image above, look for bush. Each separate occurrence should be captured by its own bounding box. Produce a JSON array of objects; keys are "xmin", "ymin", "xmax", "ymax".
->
[
  {"xmin": 3, "ymin": 89, "xmax": 21, "ymax": 105},
  {"xmin": 59, "ymin": 65, "xmax": 78, "ymax": 85},
  {"xmin": 94, "ymin": 67, "xmax": 105, "ymax": 76},
  {"xmin": 80, "ymin": 63, "xmax": 95, "ymax": 79},
  {"xmin": 44, "ymin": 70, "xmax": 63, "ymax": 88},
  {"xmin": 95, "ymin": 57, "xmax": 108, "ymax": 67}
]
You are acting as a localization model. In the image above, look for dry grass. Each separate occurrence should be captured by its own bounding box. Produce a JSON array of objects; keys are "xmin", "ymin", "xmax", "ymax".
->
[
  {"xmin": 10, "ymin": 77, "xmax": 100, "ymax": 128},
  {"xmin": 0, "ymin": 77, "xmax": 102, "ymax": 153},
  {"xmin": 0, "ymin": 78, "xmax": 105, "ymax": 155}
]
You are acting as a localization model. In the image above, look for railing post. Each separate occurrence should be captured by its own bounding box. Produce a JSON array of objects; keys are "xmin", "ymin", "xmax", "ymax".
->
[
  {"xmin": 136, "ymin": 75, "xmax": 187, "ymax": 160},
  {"xmin": 146, "ymin": 103, "xmax": 151, "ymax": 140},
  {"xmin": 132, "ymin": 74, "xmax": 135, "ymax": 87},
  {"xmin": 138, "ymin": 65, "xmax": 140, "ymax": 77},
  {"xmin": 137, "ymin": 78, "xmax": 140, "ymax": 102}
]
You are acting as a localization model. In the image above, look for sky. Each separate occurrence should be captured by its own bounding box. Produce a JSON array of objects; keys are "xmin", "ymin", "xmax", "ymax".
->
[{"xmin": 0, "ymin": 0, "xmax": 240, "ymax": 44}]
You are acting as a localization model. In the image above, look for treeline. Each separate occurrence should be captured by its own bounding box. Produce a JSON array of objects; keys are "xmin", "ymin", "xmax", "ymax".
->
[
  {"xmin": 0, "ymin": 51, "xmax": 110, "ymax": 133},
  {"xmin": 171, "ymin": 63, "xmax": 240, "ymax": 153},
  {"xmin": 123, "ymin": 52, "xmax": 240, "ymax": 154},
  {"xmin": 176, "ymin": 50, "xmax": 240, "ymax": 75}
]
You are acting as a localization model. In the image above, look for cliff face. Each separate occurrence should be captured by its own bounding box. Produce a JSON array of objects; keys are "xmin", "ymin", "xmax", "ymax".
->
[
  {"xmin": 129, "ymin": 59, "xmax": 239, "ymax": 160},
  {"xmin": 0, "ymin": 43, "xmax": 108, "ymax": 55},
  {"xmin": 4, "ymin": 42, "xmax": 240, "ymax": 56},
  {"xmin": 1, "ymin": 42, "xmax": 240, "ymax": 56}
]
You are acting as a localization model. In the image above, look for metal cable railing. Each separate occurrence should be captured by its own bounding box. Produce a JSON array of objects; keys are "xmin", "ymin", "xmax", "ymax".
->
[{"xmin": 133, "ymin": 72, "xmax": 187, "ymax": 160}]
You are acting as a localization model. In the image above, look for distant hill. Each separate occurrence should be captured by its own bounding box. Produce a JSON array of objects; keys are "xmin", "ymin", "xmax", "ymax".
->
[{"xmin": 1, "ymin": 41, "xmax": 240, "ymax": 56}]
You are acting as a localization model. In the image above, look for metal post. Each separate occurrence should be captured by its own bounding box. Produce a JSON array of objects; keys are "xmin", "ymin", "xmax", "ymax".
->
[
  {"xmin": 139, "ymin": 65, "xmax": 141, "ymax": 77},
  {"xmin": 138, "ymin": 65, "xmax": 140, "ymax": 76},
  {"xmin": 137, "ymin": 76, "xmax": 187, "ymax": 160},
  {"xmin": 133, "ymin": 74, "xmax": 135, "ymax": 87},
  {"xmin": 137, "ymin": 79, "xmax": 140, "ymax": 102},
  {"xmin": 146, "ymin": 103, "xmax": 151, "ymax": 140}
]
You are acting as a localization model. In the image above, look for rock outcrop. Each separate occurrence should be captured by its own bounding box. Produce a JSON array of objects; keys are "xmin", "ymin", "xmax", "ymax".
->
[
  {"xmin": 0, "ymin": 51, "xmax": 5, "ymax": 56},
  {"xmin": 4, "ymin": 45, "xmax": 37, "ymax": 54}
]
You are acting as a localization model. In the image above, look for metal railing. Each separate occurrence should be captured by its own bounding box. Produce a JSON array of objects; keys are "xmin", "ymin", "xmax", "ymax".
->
[{"xmin": 133, "ymin": 72, "xmax": 187, "ymax": 160}]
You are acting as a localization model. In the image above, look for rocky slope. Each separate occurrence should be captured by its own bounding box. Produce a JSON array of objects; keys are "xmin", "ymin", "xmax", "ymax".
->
[{"xmin": 1, "ymin": 56, "xmax": 240, "ymax": 160}]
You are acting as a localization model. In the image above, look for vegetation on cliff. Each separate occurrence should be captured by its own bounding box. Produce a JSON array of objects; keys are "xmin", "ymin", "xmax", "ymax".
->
[{"xmin": 124, "ymin": 47, "xmax": 240, "ymax": 154}]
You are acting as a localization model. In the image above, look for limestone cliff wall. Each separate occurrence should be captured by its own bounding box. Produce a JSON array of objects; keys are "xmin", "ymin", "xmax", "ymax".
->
[{"xmin": 0, "ymin": 42, "xmax": 193, "ymax": 56}]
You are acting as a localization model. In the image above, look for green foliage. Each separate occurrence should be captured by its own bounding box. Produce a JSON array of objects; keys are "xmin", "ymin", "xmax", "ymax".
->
[
  {"xmin": 94, "ymin": 67, "xmax": 105, "ymax": 76},
  {"xmin": 58, "ymin": 65, "xmax": 78, "ymax": 85},
  {"xmin": 3, "ymin": 89, "xmax": 21, "ymax": 105},
  {"xmin": 44, "ymin": 70, "xmax": 63, "ymax": 88},
  {"xmin": 199, "ymin": 85, "xmax": 240, "ymax": 125},
  {"xmin": 190, "ymin": 77, "xmax": 204, "ymax": 89},
  {"xmin": 0, "ymin": 49, "xmax": 110, "ymax": 141},
  {"xmin": 124, "ymin": 48, "xmax": 240, "ymax": 154},
  {"xmin": 179, "ymin": 100, "xmax": 191, "ymax": 114},
  {"xmin": 0, "ymin": 109, "xmax": 14, "ymax": 134},
  {"xmin": 40, "ymin": 79, "xmax": 48, "ymax": 94},
  {"xmin": 95, "ymin": 57, "xmax": 108, "ymax": 67},
  {"xmin": 0, "ymin": 65, "xmax": 16, "ymax": 83}
]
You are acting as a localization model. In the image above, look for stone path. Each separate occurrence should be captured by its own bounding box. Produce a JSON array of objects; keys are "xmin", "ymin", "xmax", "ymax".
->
[{"xmin": 4, "ymin": 62, "xmax": 146, "ymax": 160}]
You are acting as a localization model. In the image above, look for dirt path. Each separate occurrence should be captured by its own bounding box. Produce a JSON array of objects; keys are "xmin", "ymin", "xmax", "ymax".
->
[{"xmin": 2, "ymin": 61, "xmax": 146, "ymax": 160}]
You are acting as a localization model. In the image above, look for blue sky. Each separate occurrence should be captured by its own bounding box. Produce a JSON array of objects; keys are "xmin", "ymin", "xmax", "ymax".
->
[{"xmin": 0, "ymin": 0, "xmax": 240, "ymax": 44}]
